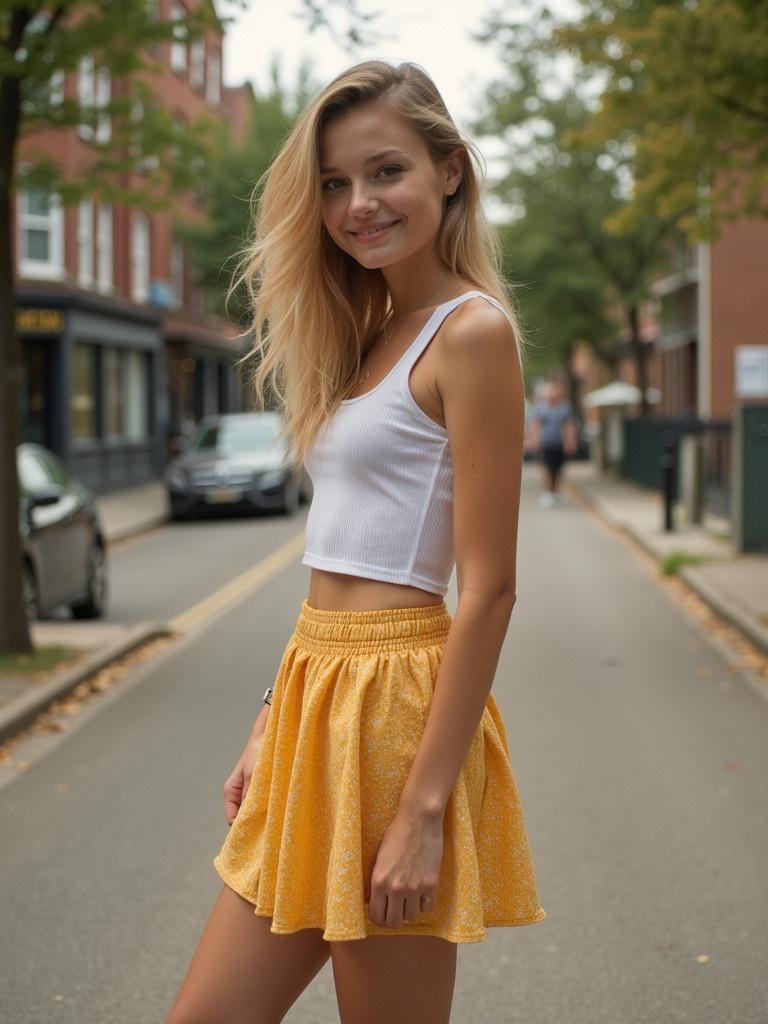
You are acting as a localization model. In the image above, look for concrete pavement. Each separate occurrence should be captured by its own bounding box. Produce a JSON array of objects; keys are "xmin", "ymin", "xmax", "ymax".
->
[
  {"xmin": 2, "ymin": 463, "xmax": 767, "ymax": 746},
  {"xmin": 564, "ymin": 461, "xmax": 768, "ymax": 659}
]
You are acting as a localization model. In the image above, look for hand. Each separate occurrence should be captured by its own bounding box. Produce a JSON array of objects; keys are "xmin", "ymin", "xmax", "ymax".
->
[
  {"xmin": 365, "ymin": 806, "xmax": 445, "ymax": 928},
  {"xmin": 223, "ymin": 708, "xmax": 269, "ymax": 826}
]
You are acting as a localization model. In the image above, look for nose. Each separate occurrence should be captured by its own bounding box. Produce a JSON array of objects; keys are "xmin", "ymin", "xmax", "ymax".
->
[{"xmin": 348, "ymin": 179, "xmax": 377, "ymax": 217}]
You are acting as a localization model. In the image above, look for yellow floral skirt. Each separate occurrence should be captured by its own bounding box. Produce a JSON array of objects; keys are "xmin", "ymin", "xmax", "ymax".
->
[{"xmin": 213, "ymin": 599, "xmax": 546, "ymax": 943}]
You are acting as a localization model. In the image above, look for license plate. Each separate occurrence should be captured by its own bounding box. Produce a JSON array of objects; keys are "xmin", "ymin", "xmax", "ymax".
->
[{"xmin": 204, "ymin": 486, "xmax": 242, "ymax": 504}]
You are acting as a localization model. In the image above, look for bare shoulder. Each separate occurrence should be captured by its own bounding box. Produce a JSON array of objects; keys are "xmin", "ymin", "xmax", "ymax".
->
[{"xmin": 436, "ymin": 295, "xmax": 520, "ymax": 398}]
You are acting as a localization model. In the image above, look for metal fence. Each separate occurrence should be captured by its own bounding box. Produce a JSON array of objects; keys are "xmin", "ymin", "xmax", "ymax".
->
[
  {"xmin": 622, "ymin": 415, "xmax": 732, "ymax": 518},
  {"xmin": 701, "ymin": 421, "xmax": 732, "ymax": 520}
]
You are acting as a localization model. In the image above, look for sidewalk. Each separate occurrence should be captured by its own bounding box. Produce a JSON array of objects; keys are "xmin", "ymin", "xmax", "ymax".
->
[
  {"xmin": 0, "ymin": 480, "xmax": 171, "ymax": 746},
  {"xmin": 564, "ymin": 461, "xmax": 768, "ymax": 657},
  {"xmin": 96, "ymin": 479, "xmax": 169, "ymax": 543}
]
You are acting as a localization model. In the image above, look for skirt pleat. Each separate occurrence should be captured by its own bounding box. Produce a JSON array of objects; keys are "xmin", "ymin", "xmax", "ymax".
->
[{"xmin": 213, "ymin": 599, "xmax": 546, "ymax": 943}]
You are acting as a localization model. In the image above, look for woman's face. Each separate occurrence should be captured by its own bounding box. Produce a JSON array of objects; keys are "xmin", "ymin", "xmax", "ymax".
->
[{"xmin": 318, "ymin": 100, "xmax": 462, "ymax": 272}]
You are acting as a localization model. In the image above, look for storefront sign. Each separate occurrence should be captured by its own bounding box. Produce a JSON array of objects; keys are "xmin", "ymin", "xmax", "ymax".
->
[
  {"xmin": 735, "ymin": 345, "xmax": 768, "ymax": 398},
  {"xmin": 15, "ymin": 308, "xmax": 65, "ymax": 334}
]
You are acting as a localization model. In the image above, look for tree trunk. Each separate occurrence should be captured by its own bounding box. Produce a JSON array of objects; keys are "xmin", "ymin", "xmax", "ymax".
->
[
  {"xmin": 0, "ymin": 75, "xmax": 33, "ymax": 653},
  {"xmin": 626, "ymin": 303, "xmax": 650, "ymax": 417}
]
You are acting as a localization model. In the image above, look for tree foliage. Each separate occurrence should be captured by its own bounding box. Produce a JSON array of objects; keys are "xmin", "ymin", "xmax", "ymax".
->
[
  {"xmin": 180, "ymin": 58, "xmax": 317, "ymax": 325},
  {"xmin": 557, "ymin": 0, "xmax": 768, "ymax": 239},
  {"xmin": 473, "ymin": 5, "xmax": 674, "ymax": 395}
]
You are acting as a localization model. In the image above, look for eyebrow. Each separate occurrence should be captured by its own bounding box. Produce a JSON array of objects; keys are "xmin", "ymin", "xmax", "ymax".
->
[{"xmin": 319, "ymin": 148, "xmax": 408, "ymax": 175}]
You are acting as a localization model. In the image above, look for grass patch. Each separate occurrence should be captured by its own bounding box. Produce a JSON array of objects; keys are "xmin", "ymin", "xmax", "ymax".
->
[
  {"xmin": 659, "ymin": 551, "xmax": 711, "ymax": 577},
  {"xmin": 0, "ymin": 645, "xmax": 82, "ymax": 678}
]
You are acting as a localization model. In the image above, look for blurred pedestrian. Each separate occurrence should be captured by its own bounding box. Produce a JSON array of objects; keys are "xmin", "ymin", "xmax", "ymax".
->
[
  {"xmin": 531, "ymin": 379, "xmax": 578, "ymax": 507},
  {"xmin": 167, "ymin": 59, "xmax": 545, "ymax": 1024}
]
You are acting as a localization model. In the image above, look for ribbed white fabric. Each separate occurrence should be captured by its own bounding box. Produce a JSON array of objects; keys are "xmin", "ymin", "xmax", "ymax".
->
[{"xmin": 301, "ymin": 290, "xmax": 509, "ymax": 596}]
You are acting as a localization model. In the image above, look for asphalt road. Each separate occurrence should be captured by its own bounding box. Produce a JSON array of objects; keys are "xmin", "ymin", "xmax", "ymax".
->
[{"xmin": 1, "ymin": 465, "xmax": 767, "ymax": 1023}]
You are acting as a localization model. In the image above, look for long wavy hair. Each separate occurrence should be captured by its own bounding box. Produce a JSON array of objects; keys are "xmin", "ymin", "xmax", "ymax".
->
[{"xmin": 230, "ymin": 60, "xmax": 526, "ymax": 467}]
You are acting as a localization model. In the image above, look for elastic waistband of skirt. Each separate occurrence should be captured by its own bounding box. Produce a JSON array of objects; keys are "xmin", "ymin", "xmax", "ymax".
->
[{"xmin": 292, "ymin": 598, "xmax": 452, "ymax": 655}]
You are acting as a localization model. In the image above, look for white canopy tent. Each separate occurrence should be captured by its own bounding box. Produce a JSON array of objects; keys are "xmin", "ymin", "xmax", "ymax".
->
[{"xmin": 583, "ymin": 381, "xmax": 661, "ymax": 408}]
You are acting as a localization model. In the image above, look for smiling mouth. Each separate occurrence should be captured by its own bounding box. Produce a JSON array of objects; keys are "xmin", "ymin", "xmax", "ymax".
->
[{"xmin": 350, "ymin": 220, "xmax": 399, "ymax": 238}]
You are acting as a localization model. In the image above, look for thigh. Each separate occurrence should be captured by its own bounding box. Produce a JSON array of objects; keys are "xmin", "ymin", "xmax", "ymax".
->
[
  {"xmin": 166, "ymin": 884, "xmax": 331, "ymax": 1024},
  {"xmin": 330, "ymin": 934, "xmax": 457, "ymax": 1024}
]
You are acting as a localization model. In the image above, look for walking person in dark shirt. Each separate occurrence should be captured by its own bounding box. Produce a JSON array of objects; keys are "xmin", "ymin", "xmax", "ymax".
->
[{"xmin": 531, "ymin": 379, "xmax": 578, "ymax": 507}]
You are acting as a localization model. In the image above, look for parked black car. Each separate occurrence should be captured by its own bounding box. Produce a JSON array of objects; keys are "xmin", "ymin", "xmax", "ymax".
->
[
  {"xmin": 17, "ymin": 443, "xmax": 108, "ymax": 620},
  {"xmin": 165, "ymin": 412, "xmax": 311, "ymax": 520}
]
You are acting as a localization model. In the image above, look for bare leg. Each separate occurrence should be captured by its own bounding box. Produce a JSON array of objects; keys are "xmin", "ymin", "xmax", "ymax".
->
[
  {"xmin": 330, "ymin": 934, "xmax": 457, "ymax": 1024},
  {"xmin": 165, "ymin": 884, "xmax": 331, "ymax": 1024}
]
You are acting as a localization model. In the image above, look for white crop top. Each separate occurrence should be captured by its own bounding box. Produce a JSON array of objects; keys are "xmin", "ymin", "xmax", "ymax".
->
[{"xmin": 301, "ymin": 290, "xmax": 509, "ymax": 596}]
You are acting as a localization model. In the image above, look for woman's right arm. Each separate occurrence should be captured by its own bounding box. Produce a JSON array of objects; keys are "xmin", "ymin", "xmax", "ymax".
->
[{"xmin": 223, "ymin": 704, "xmax": 271, "ymax": 826}]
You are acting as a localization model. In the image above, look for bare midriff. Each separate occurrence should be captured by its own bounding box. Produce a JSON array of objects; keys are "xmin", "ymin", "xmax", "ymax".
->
[{"xmin": 306, "ymin": 567, "xmax": 444, "ymax": 612}]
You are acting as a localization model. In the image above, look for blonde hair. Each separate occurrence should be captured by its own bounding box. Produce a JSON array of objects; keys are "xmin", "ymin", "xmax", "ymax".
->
[{"xmin": 231, "ymin": 59, "xmax": 525, "ymax": 467}]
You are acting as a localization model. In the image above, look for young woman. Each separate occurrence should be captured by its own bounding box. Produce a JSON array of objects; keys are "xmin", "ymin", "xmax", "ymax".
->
[{"xmin": 166, "ymin": 60, "xmax": 545, "ymax": 1024}]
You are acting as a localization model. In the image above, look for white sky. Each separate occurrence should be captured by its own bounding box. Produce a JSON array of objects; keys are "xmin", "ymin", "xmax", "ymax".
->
[{"xmin": 222, "ymin": 0, "xmax": 505, "ymax": 135}]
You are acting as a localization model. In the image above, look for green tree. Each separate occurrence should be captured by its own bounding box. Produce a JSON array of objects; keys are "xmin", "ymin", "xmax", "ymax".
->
[
  {"xmin": 0, "ymin": 0, "xmax": 225, "ymax": 654},
  {"xmin": 557, "ymin": 0, "xmax": 768, "ymax": 239},
  {"xmin": 180, "ymin": 58, "xmax": 318, "ymax": 328},
  {"xmin": 473, "ymin": 6, "xmax": 675, "ymax": 405}
]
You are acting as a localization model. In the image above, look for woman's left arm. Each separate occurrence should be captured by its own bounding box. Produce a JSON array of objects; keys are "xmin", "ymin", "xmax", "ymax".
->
[
  {"xmin": 397, "ymin": 300, "xmax": 525, "ymax": 819},
  {"xmin": 366, "ymin": 301, "xmax": 525, "ymax": 926}
]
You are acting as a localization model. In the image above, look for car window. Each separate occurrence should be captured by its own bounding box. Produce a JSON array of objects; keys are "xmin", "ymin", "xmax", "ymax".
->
[
  {"xmin": 18, "ymin": 450, "xmax": 60, "ymax": 495},
  {"xmin": 35, "ymin": 449, "xmax": 70, "ymax": 487},
  {"xmin": 189, "ymin": 418, "xmax": 282, "ymax": 455}
]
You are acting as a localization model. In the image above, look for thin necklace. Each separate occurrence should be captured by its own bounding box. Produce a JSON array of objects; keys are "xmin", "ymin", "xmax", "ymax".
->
[{"xmin": 354, "ymin": 272, "xmax": 451, "ymax": 388}]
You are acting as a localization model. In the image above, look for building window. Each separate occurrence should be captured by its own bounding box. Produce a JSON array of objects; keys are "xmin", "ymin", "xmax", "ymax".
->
[
  {"xmin": 95, "ymin": 66, "xmax": 111, "ymax": 143},
  {"xmin": 131, "ymin": 212, "xmax": 150, "ymax": 302},
  {"xmin": 72, "ymin": 343, "xmax": 97, "ymax": 441},
  {"xmin": 206, "ymin": 49, "xmax": 220, "ymax": 105},
  {"xmin": 190, "ymin": 36, "xmax": 205, "ymax": 89},
  {"xmin": 125, "ymin": 350, "xmax": 150, "ymax": 441},
  {"xmin": 170, "ymin": 2, "xmax": 187, "ymax": 73},
  {"xmin": 103, "ymin": 348, "xmax": 124, "ymax": 440},
  {"xmin": 78, "ymin": 56, "xmax": 109, "ymax": 142},
  {"xmin": 18, "ymin": 184, "xmax": 64, "ymax": 280},
  {"xmin": 78, "ymin": 54, "xmax": 95, "ymax": 140},
  {"xmin": 171, "ymin": 236, "xmax": 184, "ymax": 308},
  {"xmin": 104, "ymin": 348, "xmax": 150, "ymax": 442},
  {"xmin": 96, "ymin": 204, "xmax": 113, "ymax": 292},
  {"xmin": 78, "ymin": 198, "xmax": 94, "ymax": 287}
]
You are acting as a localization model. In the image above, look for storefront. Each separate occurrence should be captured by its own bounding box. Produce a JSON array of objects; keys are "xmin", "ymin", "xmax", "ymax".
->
[
  {"xmin": 163, "ymin": 312, "xmax": 247, "ymax": 450},
  {"xmin": 16, "ymin": 289, "xmax": 166, "ymax": 494}
]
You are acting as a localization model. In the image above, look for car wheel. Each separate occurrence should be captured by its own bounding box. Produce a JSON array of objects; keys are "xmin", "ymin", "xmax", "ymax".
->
[
  {"xmin": 22, "ymin": 561, "xmax": 40, "ymax": 621},
  {"xmin": 71, "ymin": 542, "xmax": 108, "ymax": 619}
]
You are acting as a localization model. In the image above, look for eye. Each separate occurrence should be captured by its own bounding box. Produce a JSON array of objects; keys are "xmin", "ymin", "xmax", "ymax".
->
[
  {"xmin": 376, "ymin": 164, "xmax": 403, "ymax": 178},
  {"xmin": 321, "ymin": 178, "xmax": 345, "ymax": 192}
]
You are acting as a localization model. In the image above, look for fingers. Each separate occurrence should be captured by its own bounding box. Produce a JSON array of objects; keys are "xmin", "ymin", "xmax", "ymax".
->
[
  {"xmin": 367, "ymin": 883, "xmax": 435, "ymax": 929},
  {"xmin": 223, "ymin": 768, "xmax": 244, "ymax": 826}
]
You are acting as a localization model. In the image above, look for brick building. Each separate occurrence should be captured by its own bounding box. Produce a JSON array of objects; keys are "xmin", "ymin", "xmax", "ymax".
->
[
  {"xmin": 13, "ymin": 0, "xmax": 251, "ymax": 493},
  {"xmin": 651, "ymin": 217, "xmax": 768, "ymax": 421}
]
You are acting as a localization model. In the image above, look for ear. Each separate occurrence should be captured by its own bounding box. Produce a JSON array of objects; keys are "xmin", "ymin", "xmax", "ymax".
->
[{"xmin": 443, "ymin": 147, "xmax": 464, "ymax": 197}]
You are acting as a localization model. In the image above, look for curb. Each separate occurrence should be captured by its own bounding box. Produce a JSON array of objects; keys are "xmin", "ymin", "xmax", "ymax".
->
[
  {"xmin": 104, "ymin": 512, "xmax": 169, "ymax": 545},
  {"xmin": 0, "ymin": 621, "xmax": 173, "ymax": 747},
  {"xmin": 679, "ymin": 566, "xmax": 768, "ymax": 658},
  {"xmin": 566, "ymin": 475, "xmax": 768, "ymax": 658}
]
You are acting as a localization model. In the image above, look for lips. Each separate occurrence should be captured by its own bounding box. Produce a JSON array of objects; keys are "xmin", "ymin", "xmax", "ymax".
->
[{"xmin": 349, "ymin": 220, "xmax": 399, "ymax": 237}]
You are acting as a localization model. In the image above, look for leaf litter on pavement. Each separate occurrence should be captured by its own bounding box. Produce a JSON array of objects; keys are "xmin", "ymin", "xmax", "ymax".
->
[{"xmin": 0, "ymin": 634, "xmax": 176, "ymax": 770}]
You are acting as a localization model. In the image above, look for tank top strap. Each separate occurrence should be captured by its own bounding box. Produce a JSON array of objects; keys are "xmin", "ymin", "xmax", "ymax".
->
[{"xmin": 396, "ymin": 290, "xmax": 509, "ymax": 378}]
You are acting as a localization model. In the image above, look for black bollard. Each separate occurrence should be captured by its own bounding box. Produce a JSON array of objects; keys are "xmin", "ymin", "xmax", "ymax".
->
[{"xmin": 660, "ymin": 430, "xmax": 677, "ymax": 532}]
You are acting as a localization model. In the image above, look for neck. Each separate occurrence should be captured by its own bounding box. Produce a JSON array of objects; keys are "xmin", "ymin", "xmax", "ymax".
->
[{"xmin": 381, "ymin": 255, "xmax": 453, "ymax": 319}]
